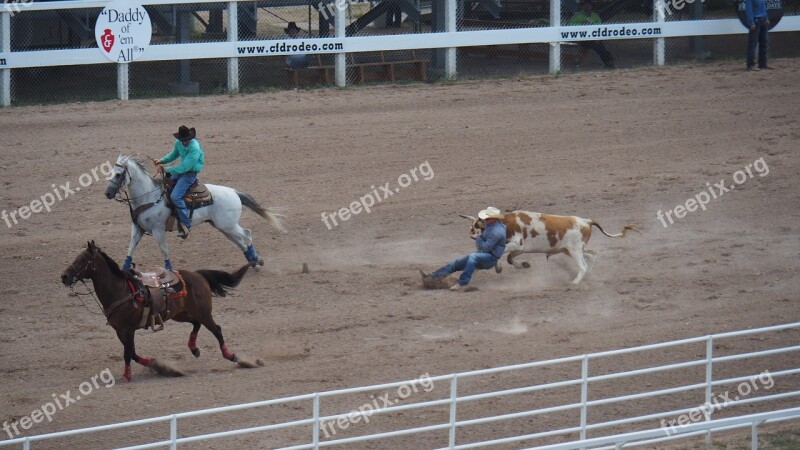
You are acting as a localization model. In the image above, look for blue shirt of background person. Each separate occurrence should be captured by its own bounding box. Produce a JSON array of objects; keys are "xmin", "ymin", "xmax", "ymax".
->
[
  {"xmin": 744, "ymin": 0, "xmax": 767, "ymax": 26},
  {"xmin": 284, "ymin": 22, "xmax": 311, "ymax": 69}
]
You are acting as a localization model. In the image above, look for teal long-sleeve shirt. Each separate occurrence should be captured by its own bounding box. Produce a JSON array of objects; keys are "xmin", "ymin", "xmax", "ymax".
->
[{"xmin": 161, "ymin": 139, "xmax": 204, "ymax": 175}]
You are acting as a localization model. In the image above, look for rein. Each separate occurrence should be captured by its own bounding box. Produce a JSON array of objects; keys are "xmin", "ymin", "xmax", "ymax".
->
[
  {"xmin": 112, "ymin": 163, "xmax": 166, "ymax": 235},
  {"xmin": 69, "ymin": 279, "xmax": 139, "ymax": 321},
  {"xmin": 70, "ymin": 281, "xmax": 105, "ymax": 316},
  {"xmin": 67, "ymin": 250, "xmax": 144, "ymax": 322}
]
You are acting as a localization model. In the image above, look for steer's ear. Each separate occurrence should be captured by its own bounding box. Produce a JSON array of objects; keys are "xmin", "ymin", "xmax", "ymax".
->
[{"xmin": 458, "ymin": 214, "xmax": 477, "ymax": 223}]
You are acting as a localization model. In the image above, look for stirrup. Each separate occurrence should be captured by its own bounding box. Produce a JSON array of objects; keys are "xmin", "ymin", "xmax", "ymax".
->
[
  {"xmin": 177, "ymin": 223, "xmax": 190, "ymax": 239},
  {"xmin": 150, "ymin": 314, "xmax": 165, "ymax": 332}
]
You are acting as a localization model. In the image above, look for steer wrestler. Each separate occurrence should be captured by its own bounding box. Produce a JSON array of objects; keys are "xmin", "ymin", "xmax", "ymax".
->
[{"xmin": 422, "ymin": 207, "xmax": 506, "ymax": 291}]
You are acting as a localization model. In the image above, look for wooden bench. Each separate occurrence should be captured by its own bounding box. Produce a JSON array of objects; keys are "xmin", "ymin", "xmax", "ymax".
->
[
  {"xmin": 285, "ymin": 54, "xmax": 335, "ymax": 88},
  {"xmin": 350, "ymin": 50, "xmax": 427, "ymax": 83},
  {"xmin": 286, "ymin": 51, "xmax": 427, "ymax": 88},
  {"xmin": 461, "ymin": 43, "xmax": 589, "ymax": 68}
]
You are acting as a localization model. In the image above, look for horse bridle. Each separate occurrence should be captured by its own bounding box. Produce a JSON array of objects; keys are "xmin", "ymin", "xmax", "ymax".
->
[
  {"xmin": 110, "ymin": 162, "xmax": 161, "ymax": 202},
  {"xmin": 110, "ymin": 161, "xmax": 167, "ymax": 235},
  {"xmin": 65, "ymin": 250, "xmax": 97, "ymax": 286},
  {"xmin": 66, "ymin": 248, "xmax": 140, "ymax": 319},
  {"xmin": 108, "ymin": 163, "xmax": 130, "ymax": 198},
  {"xmin": 65, "ymin": 250, "xmax": 107, "ymax": 316}
]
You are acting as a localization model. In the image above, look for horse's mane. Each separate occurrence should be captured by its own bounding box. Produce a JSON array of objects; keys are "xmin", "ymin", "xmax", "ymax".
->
[
  {"xmin": 124, "ymin": 155, "xmax": 151, "ymax": 177},
  {"xmin": 96, "ymin": 248, "xmax": 128, "ymax": 278},
  {"xmin": 120, "ymin": 154, "xmax": 165, "ymax": 188}
]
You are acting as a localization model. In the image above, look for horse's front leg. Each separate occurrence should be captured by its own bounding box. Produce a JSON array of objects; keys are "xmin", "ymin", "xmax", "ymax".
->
[
  {"xmin": 117, "ymin": 326, "xmax": 155, "ymax": 382},
  {"xmin": 152, "ymin": 228, "xmax": 172, "ymax": 270},
  {"xmin": 123, "ymin": 224, "xmax": 144, "ymax": 271},
  {"xmin": 116, "ymin": 327, "xmax": 136, "ymax": 382}
]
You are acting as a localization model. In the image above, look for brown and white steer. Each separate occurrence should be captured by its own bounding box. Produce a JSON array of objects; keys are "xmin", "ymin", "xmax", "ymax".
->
[{"xmin": 460, "ymin": 211, "xmax": 639, "ymax": 284}]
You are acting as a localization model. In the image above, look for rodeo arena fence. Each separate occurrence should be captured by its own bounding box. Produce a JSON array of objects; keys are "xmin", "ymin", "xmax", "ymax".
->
[
  {"xmin": 0, "ymin": 322, "xmax": 799, "ymax": 448},
  {"xmin": 0, "ymin": 0, "xmax": 799, "ymax": 105}
]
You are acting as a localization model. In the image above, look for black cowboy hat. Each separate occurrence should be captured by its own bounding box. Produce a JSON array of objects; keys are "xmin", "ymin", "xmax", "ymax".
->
[
  {"xmin": 173, "ymin": 125, "xmax": 196, "ymax": 141},
  {"xmin": 285, "ymin": 22, "xmax": 302, "ymax": 33}
]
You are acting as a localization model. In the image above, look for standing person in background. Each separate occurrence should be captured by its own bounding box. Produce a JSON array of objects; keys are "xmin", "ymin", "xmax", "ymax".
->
[
  {"xmin": 567, "ymin": 0, "xmax": 615, "ymax": 69},
  {"xmin": 386, "ymin": 0, "xmax": 403, "ymax": 27},
  {"xmin": 744, "ymin": 0, "xmax": 771, "ymax": 71}
]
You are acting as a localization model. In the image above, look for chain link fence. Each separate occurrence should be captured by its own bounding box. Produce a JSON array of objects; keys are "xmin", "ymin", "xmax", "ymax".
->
[{"xmin": 4, "ymin": 0, "xmax": 799, "ymax": 104}]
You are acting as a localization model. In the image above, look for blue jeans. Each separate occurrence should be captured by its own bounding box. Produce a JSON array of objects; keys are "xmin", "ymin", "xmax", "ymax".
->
[
  {"xmin": 430, "ymin": 252, "xmax": 497, "ymax": 286},
  {"xmin": 747, "ymin": 17, "xmax": 769, "ymax": 68},
  {"xmin": 170, "ymin": 172, "xmax": 197, "ymax": 227}
]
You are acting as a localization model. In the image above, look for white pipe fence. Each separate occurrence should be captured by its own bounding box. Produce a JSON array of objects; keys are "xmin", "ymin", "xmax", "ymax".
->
[
  {"xmin": 1, "ymin": 0, "xmax": 799, "ymax": 105},
  {"xmin": 1, "ymin": 322, "xmax": 798, "ymax": 449}
]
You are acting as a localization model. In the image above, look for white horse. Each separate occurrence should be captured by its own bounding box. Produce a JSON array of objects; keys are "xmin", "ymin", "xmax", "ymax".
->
[{"xmin": 105, "ymin": 155, "xmax": 286, "ymax": 271}]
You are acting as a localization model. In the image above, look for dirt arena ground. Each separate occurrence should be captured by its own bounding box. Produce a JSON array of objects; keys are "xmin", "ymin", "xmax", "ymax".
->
[{"xmin": 1, "ymin": 58, "xmax": 799, "ymax": 449}]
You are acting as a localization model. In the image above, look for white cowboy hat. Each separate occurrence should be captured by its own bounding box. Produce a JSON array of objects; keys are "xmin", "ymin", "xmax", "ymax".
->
[{"xmin": 478, "ymin": 206, "xmax": 501, "ymax": 219}]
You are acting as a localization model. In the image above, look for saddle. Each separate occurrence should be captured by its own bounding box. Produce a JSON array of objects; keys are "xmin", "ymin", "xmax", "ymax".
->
[
  {"xmin": 163, "ymin": 176, "xmax": 214, "ymax": 232},
  {"xmin": 164, "ymin": 176, "xmax": 213, "ymax": 208},
  {"xmin": 130, "ymin": 267, "xmax": 187, "ymax": 332}
]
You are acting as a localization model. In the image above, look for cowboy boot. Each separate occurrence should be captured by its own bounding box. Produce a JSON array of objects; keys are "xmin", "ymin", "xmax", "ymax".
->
[
  {"xmin": 175, "ymin": 207, "xmax": 191, "ymax": 239},
  {"xmin": 177, "ymin": 222, "xmax": 190, "ymax": 239}
]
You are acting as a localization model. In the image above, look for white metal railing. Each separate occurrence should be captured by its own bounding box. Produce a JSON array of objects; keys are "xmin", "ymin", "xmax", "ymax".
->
[
  {"xmin": 1, "ymin": 322, "xmax": 799, "ymax": 449},
  {"xmin": 1, "ymin": 0, "xmax": 799, "ymax": 105}
]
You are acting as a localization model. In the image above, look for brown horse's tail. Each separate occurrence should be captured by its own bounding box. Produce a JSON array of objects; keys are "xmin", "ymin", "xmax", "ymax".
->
[{"xmin": 196, "ymin": 264, "xmax": 250, "ymax": 297}]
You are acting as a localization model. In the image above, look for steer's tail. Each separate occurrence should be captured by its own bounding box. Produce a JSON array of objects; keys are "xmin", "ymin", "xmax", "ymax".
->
[
  {"xmin": 589, "ymin": 221, "xmax": 641, "ymax": 238},
  {"xmin": 236, "ymin": 191, "xmax": 287, "ymax": 233}
]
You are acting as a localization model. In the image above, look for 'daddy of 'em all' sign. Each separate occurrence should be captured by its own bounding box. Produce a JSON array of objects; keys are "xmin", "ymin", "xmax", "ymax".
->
[{"xmin": 95, "ymin": 0, "xmax": 152, "ymax": 63}]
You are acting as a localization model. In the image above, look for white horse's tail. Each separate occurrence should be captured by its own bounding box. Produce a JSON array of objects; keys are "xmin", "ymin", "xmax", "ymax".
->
[{"xmin": 236, "ymin": 191, "xmax": 287, "ymax": 233}]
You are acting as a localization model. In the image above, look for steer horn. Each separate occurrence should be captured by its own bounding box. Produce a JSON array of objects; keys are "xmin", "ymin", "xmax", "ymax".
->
[{"xmin": 458, "ymin": 214, "xmax": 477, "ymax": 222}]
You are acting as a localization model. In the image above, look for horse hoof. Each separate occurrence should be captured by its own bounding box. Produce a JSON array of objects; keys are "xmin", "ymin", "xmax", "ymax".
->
[
  {"xmin": 522, "ymin": 262, "xmax": 531, "ymax": 269},
  {"xmin": 257, "ymin": 258, "xmax": 264, "ymax": 266},
  {"xmin": 191, "ymin": 348, "xmax": 200, "ymax": 358}
]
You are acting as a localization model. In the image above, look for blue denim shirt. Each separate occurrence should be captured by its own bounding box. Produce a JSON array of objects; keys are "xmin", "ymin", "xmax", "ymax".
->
[
  {"xmin": 745, "ymin": 0, "xmax": 767, "ymax": 26},
  {"xmin": 475, "ymin": 220, "xmax": 507, "ymax": 260}
]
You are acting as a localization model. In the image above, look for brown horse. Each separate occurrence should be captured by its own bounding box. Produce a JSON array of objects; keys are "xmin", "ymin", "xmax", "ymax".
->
[{"xmin": 61, "ymin": 241, "xmax": 258, "ymax": 381}]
